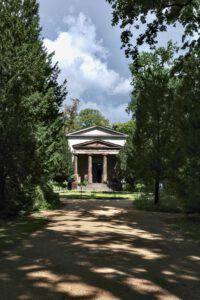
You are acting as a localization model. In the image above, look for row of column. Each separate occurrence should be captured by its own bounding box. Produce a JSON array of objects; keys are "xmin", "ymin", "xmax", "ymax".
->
[{"xmin": 74, "ymin": 154, "xmax": 107, "ymax": 184}]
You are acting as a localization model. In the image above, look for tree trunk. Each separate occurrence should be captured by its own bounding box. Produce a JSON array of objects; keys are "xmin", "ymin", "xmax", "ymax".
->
[{"xmin": 154, "ymin": 176, "xmax": 160, "ymax": 205}]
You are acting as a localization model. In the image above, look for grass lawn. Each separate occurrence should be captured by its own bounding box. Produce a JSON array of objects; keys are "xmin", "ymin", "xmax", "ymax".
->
[
  {"xmin": 59, "ymin": 190, "xmax": 138, "ymax": 200},
  {"xmin": 0, "ymin": 214, "xmax": 48, "ymax": 253},
  {"xmin": 133, "ymin": 192, "xmax": 184, "ymax": 213}
]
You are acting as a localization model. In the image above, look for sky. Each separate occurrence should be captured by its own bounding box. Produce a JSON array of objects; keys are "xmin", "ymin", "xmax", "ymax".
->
[{"xmin": 38, "ymin": 0, "xmax": 183, "ymax": 123}]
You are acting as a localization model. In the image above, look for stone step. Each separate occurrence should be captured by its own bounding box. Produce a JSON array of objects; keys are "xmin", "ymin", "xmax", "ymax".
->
[{"xmin": 79, "ymin": 183, "xmax": 112, "ymax": 192}]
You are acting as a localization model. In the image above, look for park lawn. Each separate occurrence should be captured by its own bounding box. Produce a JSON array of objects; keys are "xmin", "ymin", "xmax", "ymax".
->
[
  {"xmin": 0, "ymin": 214, "xmax": 48, "ymax": 253},
  {"xmin": 133, "ymin": 193, "xmax": 183, "ymax": 213},
  {"xmin": 59, "ymin": 190, "xmax": 138, "ymax": 200}
]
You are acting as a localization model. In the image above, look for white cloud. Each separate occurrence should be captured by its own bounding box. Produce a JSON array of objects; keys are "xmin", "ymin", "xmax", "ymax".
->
[
  {"xmin": 44, "ymin": 13, "xmax": 131, "ymax": 101},
  {"xmin": 112, "ymin": 78, "xmax": 132, "ymax": 95}
]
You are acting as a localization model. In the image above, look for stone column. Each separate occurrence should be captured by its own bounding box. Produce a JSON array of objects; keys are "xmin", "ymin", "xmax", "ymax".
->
[
  {"xmin": 88, "ymin": 155, "xmax": 93, "ymax": 184},
  {"xmin": 102, "ymin": 154, "xmax": 108, "ymax": 183},
  {"xmin": 74, "ymin": 155, "xmax": 78, "ymax": 177}
]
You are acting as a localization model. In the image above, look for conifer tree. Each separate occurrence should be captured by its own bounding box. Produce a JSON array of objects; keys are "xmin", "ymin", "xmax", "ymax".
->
[{"xmin": 0, "ymin": 0, "xmax": 67, "ymax": 212}]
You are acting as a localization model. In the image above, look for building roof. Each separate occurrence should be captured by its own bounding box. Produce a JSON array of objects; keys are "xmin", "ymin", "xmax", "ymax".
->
[{"xmin": 67, "ymin": 125, "xmax": 127, "ymax": 138}]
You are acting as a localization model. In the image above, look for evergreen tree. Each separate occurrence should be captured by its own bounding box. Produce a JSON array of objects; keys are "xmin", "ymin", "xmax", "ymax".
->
[{"xmin": 0, "ymin": 0, "xmax": 67, "ymax": 212}]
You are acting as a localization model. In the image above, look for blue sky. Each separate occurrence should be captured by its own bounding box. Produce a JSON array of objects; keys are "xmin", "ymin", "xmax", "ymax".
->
[{"xmin": 38, "ymin": 0, "xmax": 183, "ymax": 123}]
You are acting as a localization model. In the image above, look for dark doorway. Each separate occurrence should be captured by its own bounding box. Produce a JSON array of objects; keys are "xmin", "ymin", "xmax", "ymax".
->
[{"xmin": 93, "ymin": 163, "xmax": 102, "ymax": 183}]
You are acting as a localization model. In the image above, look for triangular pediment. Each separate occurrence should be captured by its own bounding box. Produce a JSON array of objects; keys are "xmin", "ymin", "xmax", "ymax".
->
[
  {"xmin": 67, "ymin": 125, "xmax": 127, "ymax": 137},
  {"xmin": 73, "ymin": 139, "xmax": 122, "ymax": 150}
]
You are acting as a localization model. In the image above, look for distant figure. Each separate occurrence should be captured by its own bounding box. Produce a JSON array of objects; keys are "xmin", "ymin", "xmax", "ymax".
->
[{"xmin": 159, "ymin": 182, "xmax": 164, "ymax": 191}]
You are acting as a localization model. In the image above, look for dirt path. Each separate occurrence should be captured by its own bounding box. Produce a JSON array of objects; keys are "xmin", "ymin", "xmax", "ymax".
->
[{"xmin": 0, "ymin": 200, "xmax": 200, "ymax": 300}]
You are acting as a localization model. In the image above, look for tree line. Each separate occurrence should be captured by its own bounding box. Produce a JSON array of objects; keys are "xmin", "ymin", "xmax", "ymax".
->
[
  {"xmin": 0, "ymin": 0, "xmax": 129, "ymax": 215},
  {"xmin": 107, "ymin": 0, "xmax": 200, "ymax": 212}
]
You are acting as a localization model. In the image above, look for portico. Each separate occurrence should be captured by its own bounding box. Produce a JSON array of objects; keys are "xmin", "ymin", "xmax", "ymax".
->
[
  {"xmin": 73, "ymin": 153, "xmax": 117, "ymax": 184},
  {"xmin": 67, "ymin": 125, "xmax": 127, "ymax": 189}
]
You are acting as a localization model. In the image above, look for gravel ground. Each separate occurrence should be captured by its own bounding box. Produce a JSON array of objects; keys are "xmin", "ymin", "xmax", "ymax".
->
[{"xmin": 0, "ymin": 199, "xmax": 200, "ymax": 300}]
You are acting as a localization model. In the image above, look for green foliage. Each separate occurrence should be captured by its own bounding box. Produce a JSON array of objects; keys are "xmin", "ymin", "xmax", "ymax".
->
[
  {"xmin": 112, "ymin": 120, "xmax": 135, "ymax": 135},
  {"xmin": 127, "ymin": 43, "xmax": 180, "ymax": 203},
  {"xmin": 115, "ymin": 137, "xmax": 135, "ymax": 191},
  {"xmin": 173, "ymin": 49, "xmax": 200, "ymax": 213},
  {"xmin": 31, "ymin": 183, "xmax": 61, "ymax": 211},
  {"xmin": 134, "ymin": 193, "xmax": 183, "ymax": 213},
  {"xmin": 77, "ymin": 108, "xmax": 110, "ymax": 128},
  {"xmin": 113, "ymin": 121, "xmax": 136, "ymax": 190},
  {"xmin": 64, "ymin": 98, "xmax": 81, "ymax": 133},
  {"xmin": 64, "ymin": 100, "xmax": 110, "ymax": 132},
  {"xmin": 0, "ymin": 0, "xmax": 68, "ymax": 214},
  {"xmin": 117, "ymin": 45, "xmax": 200, "ymax": 212},
  {"xmin": 107, "ymin": 0, "xmax": 200, "ymax": 58},
  {"xmin": 107, "ymin": 0, "xmax": 200, "ymax": 213}
]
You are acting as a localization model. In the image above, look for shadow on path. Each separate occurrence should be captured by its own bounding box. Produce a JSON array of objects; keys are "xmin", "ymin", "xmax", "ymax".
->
[{"xmin": 0, "ymin": 200, "xmax": 200, "ymax": 299}]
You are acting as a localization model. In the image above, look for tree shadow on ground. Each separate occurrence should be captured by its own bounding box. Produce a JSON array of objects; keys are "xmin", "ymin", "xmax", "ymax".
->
[{"xmin": 0, "ymin": 200, "xmax": 200, "ymax": 299}]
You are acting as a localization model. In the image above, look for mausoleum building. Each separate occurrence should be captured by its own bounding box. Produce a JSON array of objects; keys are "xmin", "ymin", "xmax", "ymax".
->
[{"xmin": 67, "ymin": 126, "xmax": 127, "ymax": 189}]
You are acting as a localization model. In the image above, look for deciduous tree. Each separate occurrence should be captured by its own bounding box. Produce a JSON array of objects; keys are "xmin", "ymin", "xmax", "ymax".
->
[
  {"xmin": 107, "ymin": 0, "xmax": 200, "ymax": 59},
  {"xmin": 128, "ymin": 44, "xmax": 180, "ymax": 204},
  {"xmin": 77, "ymin": 108, "xmax": 110, "ymax": 128},
  {"xmin": 112, "ymin": 120, "xmax": 135, "ymax": 135}
]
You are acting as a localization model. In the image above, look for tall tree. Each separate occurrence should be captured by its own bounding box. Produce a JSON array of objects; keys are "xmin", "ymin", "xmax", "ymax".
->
[
  {"xmin": 128, "ymin": 44, "xmax": 180, "ymax": 204},
  {"xmin": 173, "ymin": 48, "xmax": 200, "ymax": 212},
  {"xmin": 0, "ymin": 0, "xmax": 67, "ymax": 212},
  {"xmin": 77, "ymin": 108, "xmax": 110, "ymax": 128},
  {"xmin": 107, "ymin": 0, "xmax": 200, "ymax": 59}
]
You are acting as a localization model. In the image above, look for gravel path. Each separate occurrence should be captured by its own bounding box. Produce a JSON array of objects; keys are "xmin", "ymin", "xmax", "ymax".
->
[{"xmin": 0, "ymin": 200, "xmax": 200, "ymax": 300}]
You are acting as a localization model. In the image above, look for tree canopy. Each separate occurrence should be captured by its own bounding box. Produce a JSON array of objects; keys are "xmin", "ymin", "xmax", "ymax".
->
[
  {"xmin": 107, "ymin": 0, "xmax": 200, "ymax": 58},
  {"xmin": 128, "ymin": 44, "xmax": 180, "ymax": 203},
  {"xmin": 64, "ymin": 98, "xmax": 80, "ymax": 133},
  {"xmin": 173, "ymin": 47, "xmax": 200, "ymax": 212},
  {"xmin": 63, "ymin": 101, "xmax": 110, "ymax": 132},
  {"xmin": 78, "ymin": 108, "xmax": 110, "ymax": 128},
  {"xmin": 112, "ymin": 120, "xmax": 135, "ymax": 135}
]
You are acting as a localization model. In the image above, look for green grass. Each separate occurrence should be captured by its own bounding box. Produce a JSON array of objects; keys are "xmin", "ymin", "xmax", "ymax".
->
[
  {"xmin": 59, "ymin": 190, "xmax": 138, "ymax": 200},
  {"xmin": 0, "ymin": 215, "xmax": 48, "ymax": 252},
  {"xmin": 133, "ymin": 192, "xmax": 184, "ymax": 213},
  {"xmin": 166, "ymin": 216, "xmax": 200, "ymax": 242}
]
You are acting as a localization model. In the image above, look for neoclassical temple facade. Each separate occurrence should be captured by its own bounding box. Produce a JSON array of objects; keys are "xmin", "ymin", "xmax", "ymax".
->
[{"xmin": 67, "ymin": 126, "xmax": 127, "ymax": 187}]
